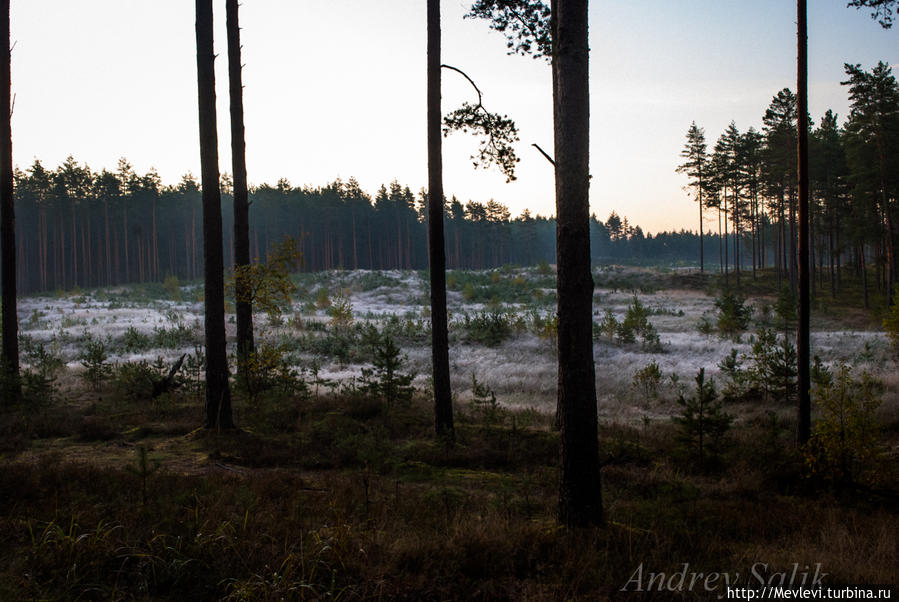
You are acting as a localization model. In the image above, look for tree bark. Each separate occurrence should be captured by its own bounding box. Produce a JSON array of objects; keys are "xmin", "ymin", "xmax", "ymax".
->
[
  {"xmin": 427, "ymin": 0, "xmax": 455, "ymax": 442},
  {"xmin": 227, "ymin": 0, "xmax": 254, "ymax": 376},
  {"xmin": 553, "ymin": 0, "xmax": 602, "ymax": 528},
  {"xmin": 0, "ymin": 0, "xmax": 18, "ymax": 399},
  {"xmin": 196, "ymin": 0, "xmax": 233, "ymax": 429},
  {"xmin": 797, "ymin": 0, "xmax": 811, "ymax": 445}
]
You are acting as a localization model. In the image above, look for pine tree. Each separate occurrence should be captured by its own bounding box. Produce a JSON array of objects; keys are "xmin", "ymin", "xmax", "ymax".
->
[
  {"xmin": 0, "ymin": 0, "xmax": 17, "ymax": 400},
  {"xmin": 196, "ymin": 0, "xmax": 233, "ymax": 429},
  {"xmin": 227, "ymin": 0, "xmax": 254, "ymax": 378},
  {"xmin": 796, "ymin": 0, "xmax": 811, "ymax": 444},
  {"xmin": 427, "ymin": 0, "xmax": 455, "ymax": 442},
  {"xmin": 551, "ymin": 0, "xmax": 603, "ymax": 527},
  {"xmin": 676, "ymin": 122, "xmax": 707, "ymax": 272}
]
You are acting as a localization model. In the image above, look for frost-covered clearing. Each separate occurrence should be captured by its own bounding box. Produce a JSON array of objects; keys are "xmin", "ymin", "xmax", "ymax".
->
[{"xmin": 16, "ymin": 267, "xmax": 896, "ymax": 423}]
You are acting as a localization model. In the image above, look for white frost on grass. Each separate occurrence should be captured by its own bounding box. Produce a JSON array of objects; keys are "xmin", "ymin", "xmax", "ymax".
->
[{"xmin": 12, "ymin": 268, "xmax": 897, "ymax": 425}]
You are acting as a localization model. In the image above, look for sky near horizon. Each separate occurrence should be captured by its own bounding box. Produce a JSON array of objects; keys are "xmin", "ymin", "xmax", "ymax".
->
[{"xmin": 9, "ymin": 1, "xmax": 897, "ymax": 234}]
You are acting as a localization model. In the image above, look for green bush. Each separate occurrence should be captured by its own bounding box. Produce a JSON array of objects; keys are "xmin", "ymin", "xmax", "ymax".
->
[
  {"xmin": 80, "ymin": 337, "xmax": 112, "ymax": 392},
  {"xmin": 463, "ymin": 311, "xmax": 514, "ymax": 347},
  {"xmin": 714, "ymin": 290, "xmax": 752, "ymax": 338},
  {"xmin": 746, "ymin": 327, "xmax": 796, "ymax": 403},
  {"xmin": 114, "ymin": 360, "xmax": 163, "ymax": 401},
  {"xmin": 804, "ymin": 364, "xmax": 882, "ymax": 487},
  {"xmin": 616, "ymin": 296, "xmax": 662, "ymax": 351},
  {"xmin": 122, "ymin": 326, "xmax": 152, "ymax": 353},
  {"xmin": 360, "ymin": 332, "xmax": 414, "ymax": 409},
  {"xmin": 162, "ymin": 274, "xmax": 181, "ymax": 301},
  {"xmin": 236, "ymin": 343, "xmax": 306, "ymax": 406},
  {"xmin": 717, "ymin": 349, "xmax": 750, "ymax": 400},
  {"xmin": 632, "ymin": 360, "xmax": 662, "ymax": 401},
  {"xmin": 19, "ymin": 337, "xmax": 64, "ymax": 404}
]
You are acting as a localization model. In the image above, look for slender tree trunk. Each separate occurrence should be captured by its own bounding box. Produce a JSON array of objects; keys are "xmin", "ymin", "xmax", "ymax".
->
[
  {"xmin": 0, "ymin": 0, "xmax": 18, "ymax": 398},
  {"xmin": 789, "ymin": 187, "xmax": 797, "ymax": 292},
  {"xmin": 553, "ymin": 0, "xmax": 602, "ymax": 528},
  {"xmin": 718, "ymin": 205, "xmax": 723, "ymax": 273},
  {"xmin": 427, "ymin": 0, "xmax": 454, "ymax": 442},
  {"xmin": 123, "ymin": 199, "xmax": 130, "ymax": 283},
  {"xmin": 829, "ymin": 220, "xmax": 836, "ymax": 298},
  {"xmin": 698, "ymin": 181, "xmax": 704, "ymax": 272},
  {"xmin": 796, "ymin": 0, "xmax": 810, "ymax": 445},
  {"xmin": 227, "ymin": 0, "xmax": 253, "ymax": 375},
  {"xmin": 723, "ymin": 191, "xmax": 729, "ymax": 286},
  {"xmin": 196, "ymin": 0, "xmax": 233, "ymax": 429},
  {"xmin": 152, "ymin": 196, "xmax": 159, "ymax": 280},
  {"xmin": 860, "ymin": 242, "xmax": 869, "ymax": 309}
]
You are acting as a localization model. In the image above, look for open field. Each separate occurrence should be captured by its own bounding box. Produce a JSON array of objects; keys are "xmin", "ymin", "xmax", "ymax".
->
[{"xmin": 14, "ymin": 265, "xmax": 898, "ymax": 422}]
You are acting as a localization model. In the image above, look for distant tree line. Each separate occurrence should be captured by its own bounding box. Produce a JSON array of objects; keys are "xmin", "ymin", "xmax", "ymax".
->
[{"xmin": 11, "ymin": 157, "xmax": 726, "ymax": 294}]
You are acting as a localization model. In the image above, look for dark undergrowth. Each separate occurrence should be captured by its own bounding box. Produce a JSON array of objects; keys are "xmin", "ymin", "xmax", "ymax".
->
[{"xmin": 0, "ymin": 387, "xmax": 896, "ymax": 600}]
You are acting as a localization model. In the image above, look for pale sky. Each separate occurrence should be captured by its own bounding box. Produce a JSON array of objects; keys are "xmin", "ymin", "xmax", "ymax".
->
[{"xmin": 9, "ymin": 1, "xmax": 897, "ymax": 234}]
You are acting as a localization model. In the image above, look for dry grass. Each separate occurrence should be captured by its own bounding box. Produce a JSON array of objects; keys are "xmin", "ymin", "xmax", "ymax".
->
[{"xmin": 1, "ymin": 382, "xmax": 896, "ymax": 600}]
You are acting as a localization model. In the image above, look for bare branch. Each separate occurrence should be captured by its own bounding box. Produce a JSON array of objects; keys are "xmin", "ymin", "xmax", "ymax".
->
[
  {"xmin": 531, "ymin": 143, "xmax": 555, "ymax": 165},
  {"xmin": 441, "ymin": 64, "xmax": 483, "ymax": 107}
]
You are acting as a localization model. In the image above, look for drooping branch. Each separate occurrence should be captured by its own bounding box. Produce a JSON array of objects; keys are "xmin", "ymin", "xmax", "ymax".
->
[
  {"xmin": 441, "ymin": 64, "xmax": 482, "ymax": 105},
  {"xmin": 441, "ymin": 64, "xmax": 520, "ymax": 182}
]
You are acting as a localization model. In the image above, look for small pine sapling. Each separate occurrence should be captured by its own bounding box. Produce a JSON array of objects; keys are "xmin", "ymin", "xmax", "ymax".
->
[
  {"xmin": 470, "ymin": 373, "xmax": 504, "ymax": 430},
  {"xmin": 79, "ymin": 337, "xmax": 112, "ymax": 392},
  {"xmin": 803, "ymin": 364, "xmax": 883, "ymax": 487},
  {"xmin": 717, "ymin": 348, "xmax": 749, "ymax": 400},
  {"xmin": 126, "ymin": 445, "xmax": 160, "ymax": 505},
  {"xmin": 361, "ymin": 333, "xmax": 414, "ymax": 409},
  {"xmin": 673, "ymin": 368, "xmax": 733, "ymax": 467},
  {"xmin": 714, "ymin": 289, "xmax": 753, "ymax": 338}
]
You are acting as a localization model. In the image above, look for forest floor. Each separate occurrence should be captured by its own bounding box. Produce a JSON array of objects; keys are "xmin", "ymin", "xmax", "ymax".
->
[{"xmin": 1, "ymin": 266, "xmax": 897, "ymax": 599}]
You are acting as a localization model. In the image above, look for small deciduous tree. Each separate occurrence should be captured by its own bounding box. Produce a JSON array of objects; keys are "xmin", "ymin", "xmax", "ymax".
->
[{"xmin": 229, "ymin": 236, "xmax": 300, "ymax": 321}]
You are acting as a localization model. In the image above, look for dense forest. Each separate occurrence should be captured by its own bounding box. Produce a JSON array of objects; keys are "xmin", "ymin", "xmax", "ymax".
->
[
  {"xmin": 680, "ymin": 61, "xmax": 899, "ymax": 304},
  {"xmin": 11, "ymin": 159, "xmax": 717, "ymax": 294}
]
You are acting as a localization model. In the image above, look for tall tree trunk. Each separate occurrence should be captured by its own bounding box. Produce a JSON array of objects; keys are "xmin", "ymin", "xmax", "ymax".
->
[
  {"xmin": 196, "ymin": 0, "xmax": 233, "ymax": 429},
  {"xmin": 723, "ymin": 191, "xmax": 729, "ymax": 286},
  {"xmin": 123, "ymin": 199, "xmax": 129, "ymax": 283},
  {"xmin": 427, "ymin": 0, "xmax": 454, "ymax": 441},
  {"xmin": 553, "ymin": 0, "xmax": 602, "ymax": 528},
  {"xmin": 698, "ymin": 175, "xmax": 704, "ymax": 272},
  {"xmin": 860, "ymin": 242, "xmax": 869, "ymax": 309},
  {"xmin": 796, "ymin": 0, "xmax": 810, "ymax": 445},
  {"xmin": 227, "ymin": 0, "xmax": 253, "ymax": 376},
  {"xmin": 0, "ymin": 0, "xmax": 18, "ymax": 398}
]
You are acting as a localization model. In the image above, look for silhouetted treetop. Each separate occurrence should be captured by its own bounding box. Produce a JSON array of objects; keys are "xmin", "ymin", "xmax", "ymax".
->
[{"xmin": 466, "ymin": 0, "xmax": 551, "ymax": 61}]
